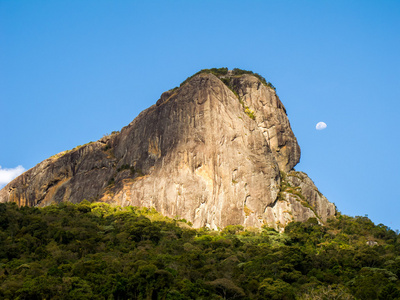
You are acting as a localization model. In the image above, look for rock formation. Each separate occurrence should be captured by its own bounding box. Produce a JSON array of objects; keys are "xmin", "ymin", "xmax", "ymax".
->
[{"xmin": 0, "ymin": 68, "xmax": 335, "ymax": 230}]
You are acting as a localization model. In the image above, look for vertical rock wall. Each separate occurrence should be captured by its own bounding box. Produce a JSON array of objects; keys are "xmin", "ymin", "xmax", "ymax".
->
[{"xmin": 0, "ymin": 70, "xmax": 335, "ymax": 230}]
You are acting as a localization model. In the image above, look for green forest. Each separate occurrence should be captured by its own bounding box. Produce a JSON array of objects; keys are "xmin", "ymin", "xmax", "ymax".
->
[{"xmin": 0, "ymin": 201, "xmax": 399, "ymax": 299}]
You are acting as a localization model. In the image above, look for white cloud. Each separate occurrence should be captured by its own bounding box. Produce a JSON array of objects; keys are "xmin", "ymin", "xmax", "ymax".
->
[
  {"xmin": 0, "ymin": 165, "xmax": 26, "ymax": 189},
  {"xmin": 316, "ymin": 121, "xmax": 327, "ymax": 130}
]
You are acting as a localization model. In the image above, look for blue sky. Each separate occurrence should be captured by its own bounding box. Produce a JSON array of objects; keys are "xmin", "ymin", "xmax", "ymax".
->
[{"xmin": 1, "ymin": 1, "xmax": 399, "ymax": 230}]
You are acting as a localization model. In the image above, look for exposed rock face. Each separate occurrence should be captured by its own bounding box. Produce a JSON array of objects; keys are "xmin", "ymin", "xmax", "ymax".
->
[
  {"xmin": 229, "ymin": 75, "xmax": 301, "ymax": 172},
  {"xmin": 265, "ymin": 171, "xmax": 336, "ymax": 231},
  {"xmin": 0, "ymin": 69, "xmax": 335, "ymax": 230},
  {"xmin": 286, "ymin": 171, "xmax": 336, "ymax": 222},
  {"xmin": 0, "ymin": 143, "xmax": 116, "ymax": 207}
]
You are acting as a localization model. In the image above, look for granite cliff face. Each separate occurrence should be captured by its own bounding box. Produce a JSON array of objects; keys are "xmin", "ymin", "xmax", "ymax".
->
[{"xmin": 0, "ymin": 69, "xmax": 335, "ymax": 230}]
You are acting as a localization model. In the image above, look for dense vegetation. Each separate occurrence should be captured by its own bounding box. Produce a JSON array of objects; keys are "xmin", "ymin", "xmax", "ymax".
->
[{"xmin": 0, "ymin": 202, "xmax": 399, "ymax": 299}]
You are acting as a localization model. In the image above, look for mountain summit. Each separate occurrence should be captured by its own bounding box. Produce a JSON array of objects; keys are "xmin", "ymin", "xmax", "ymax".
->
[{"xmin": 0, "ymin": 68, "xmax": 335, "ymax": 230}]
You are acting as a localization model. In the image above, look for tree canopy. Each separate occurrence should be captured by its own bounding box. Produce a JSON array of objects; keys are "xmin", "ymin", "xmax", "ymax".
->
[{"xmin": 0, "ymin": 202, "xmax": 399, "ymax": 299}]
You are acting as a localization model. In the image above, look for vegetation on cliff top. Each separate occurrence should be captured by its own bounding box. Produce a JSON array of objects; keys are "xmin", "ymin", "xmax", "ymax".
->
[
  {"xmin": 0, "ymin": 202, "xmax": 399, "ymax": 299},
  {"xmin": 179, "ymin": 68, "xmax": 276, "ymax": 91}
]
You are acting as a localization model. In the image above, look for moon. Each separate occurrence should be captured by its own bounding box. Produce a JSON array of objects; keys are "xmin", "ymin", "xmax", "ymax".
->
[{"xmin": 316, "ymin": 122, "xmax": 327, "ymax": 130}]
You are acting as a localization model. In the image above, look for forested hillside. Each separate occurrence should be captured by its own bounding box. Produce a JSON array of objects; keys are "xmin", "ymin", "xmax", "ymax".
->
[{"xmin": 0, "ymin": 202, "xmax": 399, "ymax": 299}]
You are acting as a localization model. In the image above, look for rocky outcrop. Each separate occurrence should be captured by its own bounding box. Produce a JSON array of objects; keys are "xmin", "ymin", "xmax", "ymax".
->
[
  {"xmin": 0, "ymin": 142, "xmax": 116, "ymax": 207},
  {"xmin": 228, "ymin": 74, "xmax": 301, "ymax": 172},
  {"xmin": 0, "ymin": 69, "xmax": 335, "ymax": 230},
  {"xmin": 265, "ymin": 171, "xmax": 336, "ymax": 231}
]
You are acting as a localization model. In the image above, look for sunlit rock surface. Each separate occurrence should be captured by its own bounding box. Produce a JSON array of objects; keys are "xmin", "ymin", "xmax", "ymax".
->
[{"xmin": 0, "ymin": 70, "xmax": 335, "ymax": 230}]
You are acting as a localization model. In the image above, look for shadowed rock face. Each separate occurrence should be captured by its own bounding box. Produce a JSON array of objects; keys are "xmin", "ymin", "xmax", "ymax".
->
[{"xmin": 0, "ymin": 70, "xmax": 335, "ymax": 229}]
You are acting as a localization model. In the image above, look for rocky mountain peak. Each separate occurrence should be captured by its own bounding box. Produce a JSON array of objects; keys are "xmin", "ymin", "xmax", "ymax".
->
[
  {"xmin": 175, "ymin": 68, "xmax": 301, "ymax": 172},
  {"xmin": 0, "ymin": 68, "xmax": 335, "ymax": 230}
]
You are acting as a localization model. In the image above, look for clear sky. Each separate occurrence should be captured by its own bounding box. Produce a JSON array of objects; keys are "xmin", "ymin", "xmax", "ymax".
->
[{"xmin": 1, "ymin": 1, "xmax": 399, "ymax": 230}]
